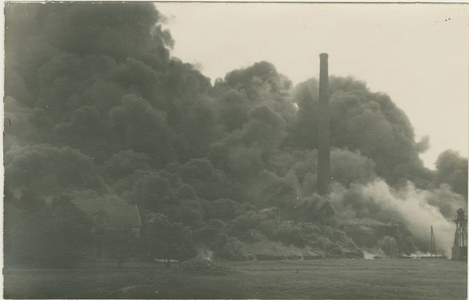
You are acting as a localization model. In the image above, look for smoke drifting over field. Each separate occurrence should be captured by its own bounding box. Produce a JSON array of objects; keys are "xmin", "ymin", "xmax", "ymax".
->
[{"xmin": 4, "ymin": 3, "xmax": 467, "ymax": 259}]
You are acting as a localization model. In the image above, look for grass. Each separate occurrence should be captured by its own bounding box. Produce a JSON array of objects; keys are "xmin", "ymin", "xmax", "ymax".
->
[{"xmin": 4, "ymin": 258, "xmax": 467, "ymax": 299}]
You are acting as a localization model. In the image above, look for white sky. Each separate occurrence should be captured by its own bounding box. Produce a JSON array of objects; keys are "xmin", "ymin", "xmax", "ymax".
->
[{"xmin": 155, "ymin": 3, "xmax": 468, "ymax": 169}]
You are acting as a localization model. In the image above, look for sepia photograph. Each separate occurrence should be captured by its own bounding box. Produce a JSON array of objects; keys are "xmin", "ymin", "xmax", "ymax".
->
[{"xmin": 3, "ymin": 1, "xmax": 468, "ymax": 299}]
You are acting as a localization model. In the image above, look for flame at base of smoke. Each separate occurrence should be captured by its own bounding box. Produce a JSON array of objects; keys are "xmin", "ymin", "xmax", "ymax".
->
[{"xmin": 196, "ymin": 245, "xmax": 214, "ymax": 261}]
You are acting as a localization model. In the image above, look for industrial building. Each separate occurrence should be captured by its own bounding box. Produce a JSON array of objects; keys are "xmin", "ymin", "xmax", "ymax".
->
[{"xmin": 452, "ymin": 208, "xmax": 467, "ymax": 260}]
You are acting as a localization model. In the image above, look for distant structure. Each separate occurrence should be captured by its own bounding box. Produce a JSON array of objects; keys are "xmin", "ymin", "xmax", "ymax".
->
[
  {"xmin": 89, "ymin": 205, "xmax": 142, "ymax": 237},
  {"xmin": 73, "ymin": 199, "xmax": 142, "ymax": 258},
  {"xmin": 90, "ymin": 206, "xmax": 142, "ymax": 258},
  {"xmin": 452, "ymin": 208, "xmax": 467, "ymax": 260},
  {"xmin": 317, "ymin": 53, "xmax": 330, "ymax": 196},
  {"xmin": 430, "ymin": 225, "xmax": 436, "ymax": 257}
]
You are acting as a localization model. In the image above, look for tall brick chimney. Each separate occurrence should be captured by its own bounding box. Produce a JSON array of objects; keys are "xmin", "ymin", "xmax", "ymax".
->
[{"xmin": 317, "ymin": 53, "xmax": 330, "ymax": 196}]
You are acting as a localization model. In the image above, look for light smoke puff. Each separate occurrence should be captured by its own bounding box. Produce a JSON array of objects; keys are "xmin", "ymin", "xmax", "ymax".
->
[
  {"xmin": 195, "ymin": 244, "xmax": 214, "ymax": 261},
  {"xmin": 329, "ymin": 179, "xmax": 457, "ymax": 256},
  {"xmin": 243, "ymin": 241, "xmax": 322, "ymax": 257},
  {"xmin": 361, "ymin": 247, "xmax": 386, "ymax": 259}
]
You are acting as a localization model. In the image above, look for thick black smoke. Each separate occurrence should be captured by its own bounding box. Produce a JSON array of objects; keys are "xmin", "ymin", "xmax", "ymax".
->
[
  {"xmin": 289, "ymin": 77, "xmax": 434, "ymax": 189},
  {"xmin": 432, "ymin": 150, "xmax": 468, "ymax": 200},
  {"xmin": 4, "ymin": 3, "xmax": 467, "ymax": 261}
]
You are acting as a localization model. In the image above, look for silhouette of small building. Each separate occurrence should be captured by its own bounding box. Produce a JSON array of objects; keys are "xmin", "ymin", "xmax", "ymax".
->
[{"xmin": 73, "ymin": 198, "xmax": 142, "ymax": 258}]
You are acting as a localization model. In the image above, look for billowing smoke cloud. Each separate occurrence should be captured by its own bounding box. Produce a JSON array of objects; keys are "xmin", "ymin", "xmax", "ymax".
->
[
  {"xmin": 289, "ymin": 77, "xmax": 434, "ymax": 189},
  {"xmin": 329, "ymin": 180, "xmax": 465, "ymax": 255},
  {"xmin": 4, "ymin": 2, "xmax": 467, "ymax": 261},
  {"xmin": 432, "ymin": 150, "xmax": 468, "ymax": 200},
  {"xmin": 5, "ymin": 144, "xmax": 108, "ymax": 197}
]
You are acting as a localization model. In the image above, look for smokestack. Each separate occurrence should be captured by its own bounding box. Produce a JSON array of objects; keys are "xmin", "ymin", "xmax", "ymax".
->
[{"xmin": 317, "ymin": 53, "xmax": 330, "ymax": 196}]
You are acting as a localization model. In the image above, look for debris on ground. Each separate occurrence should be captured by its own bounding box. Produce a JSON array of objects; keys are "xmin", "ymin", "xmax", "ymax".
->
[{"xmin": 180, "ymin": 259, "xmax": 230, "ymax": 274}]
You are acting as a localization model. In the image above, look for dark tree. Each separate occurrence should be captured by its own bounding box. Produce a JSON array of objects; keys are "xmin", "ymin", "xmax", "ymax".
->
[
  {"xmin": 104, "ymin": 228, "xmax": 137, "ymax": 268},
  {"xmin": 145, "ymin": 213, "xmax": 196, "ymax": 267},
  {"xmin": 4, "ymin": 193, "xmax": 93, "ymax": 268}
]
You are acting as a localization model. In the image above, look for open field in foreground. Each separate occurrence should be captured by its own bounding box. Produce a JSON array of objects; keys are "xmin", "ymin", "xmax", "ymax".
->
[{"xmin": 4, "ymin": 259, "xmax": 467, "ymax": 299}]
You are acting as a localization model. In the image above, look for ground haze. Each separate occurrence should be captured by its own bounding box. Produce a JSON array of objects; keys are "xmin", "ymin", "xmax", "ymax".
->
[{"xmin": 4, "ymin": 259, "xmax": 467, "ymax": 299}]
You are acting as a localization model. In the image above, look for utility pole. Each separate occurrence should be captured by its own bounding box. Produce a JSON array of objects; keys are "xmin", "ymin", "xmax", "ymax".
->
[{"xmin": 430, "ymin": 225, "xmax": 436, "ymax": 257}]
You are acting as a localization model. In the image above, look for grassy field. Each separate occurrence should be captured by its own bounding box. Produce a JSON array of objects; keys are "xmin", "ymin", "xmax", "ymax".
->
[{"xmin": 4, "ymin": 258, "xmax": 467, "ymax": 299}]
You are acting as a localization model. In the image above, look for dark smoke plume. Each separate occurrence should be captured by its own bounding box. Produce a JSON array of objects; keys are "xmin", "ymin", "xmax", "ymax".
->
[
  {"xmin": 4, "ymin": 3, "xmax": 467, "ymax": 261},
  {"xmin": 432, "ymin": 150, "xmax": 468, "ymax": 200}
]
